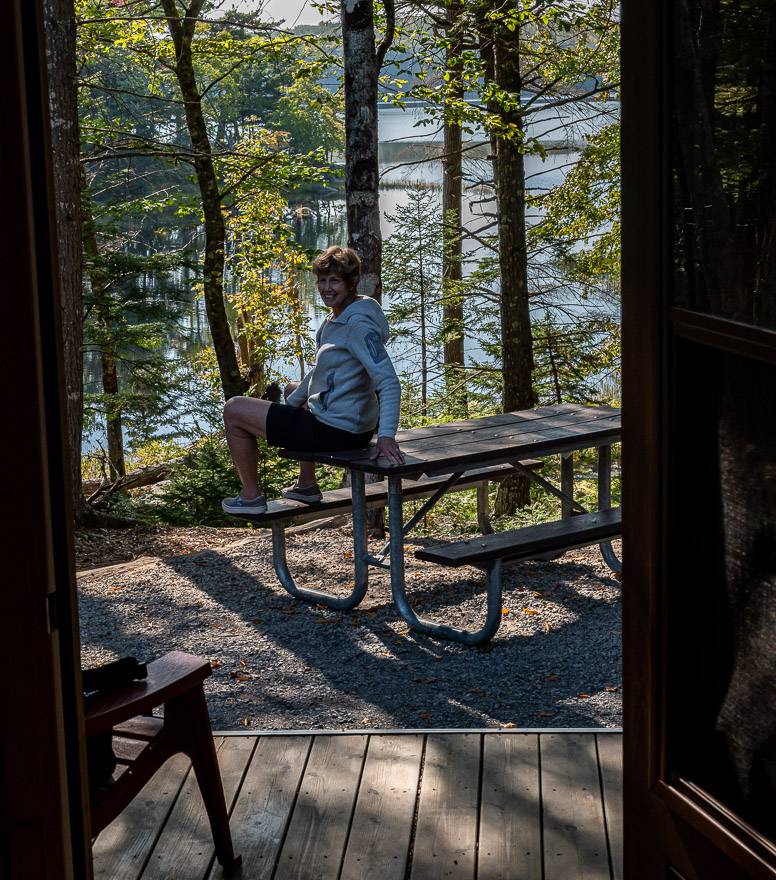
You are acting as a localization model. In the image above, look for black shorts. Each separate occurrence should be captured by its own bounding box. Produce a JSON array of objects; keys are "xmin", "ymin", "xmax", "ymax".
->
[{"xmin": 265, "ymin": 404, "xmax": 375, "ymax": 452}]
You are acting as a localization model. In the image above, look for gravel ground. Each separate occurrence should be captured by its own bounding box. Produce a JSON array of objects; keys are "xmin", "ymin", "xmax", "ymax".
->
[{"xmin": 78, "ymin": 526, "xmax": 622, "ymax": 731}]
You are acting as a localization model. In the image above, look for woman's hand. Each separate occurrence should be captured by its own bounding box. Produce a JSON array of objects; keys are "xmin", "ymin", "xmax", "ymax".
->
[{"xmin": 370, "ymin": 436, "xmax": 405, "ymax": 465}]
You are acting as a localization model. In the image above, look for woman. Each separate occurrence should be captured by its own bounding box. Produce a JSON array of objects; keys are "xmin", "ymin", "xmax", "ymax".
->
[{"xmin": 222, "ymin": 245, "xmax": 404, "ymax": 515}]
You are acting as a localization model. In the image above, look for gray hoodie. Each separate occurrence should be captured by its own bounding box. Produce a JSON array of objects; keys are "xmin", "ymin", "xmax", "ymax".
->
[{"xmin": 287, "ymin": 296, "xmax": 401, "ymax": 438}]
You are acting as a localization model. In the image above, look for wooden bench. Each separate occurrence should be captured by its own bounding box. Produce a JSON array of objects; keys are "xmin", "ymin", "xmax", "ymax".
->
[
  {"xmin": 415, "ymin": 507, "xmax": 622, "ymax": 568},
  {"xmin": 85, "ymin": 652, "xmax": 241, "ymax": 874},
  {"xmin": 409, "ymin": 507, "xmax": 621, "ymax": 643},
  {"xmin": 239, "ymin": 460, "xmax": 544, "ymax": 529}
]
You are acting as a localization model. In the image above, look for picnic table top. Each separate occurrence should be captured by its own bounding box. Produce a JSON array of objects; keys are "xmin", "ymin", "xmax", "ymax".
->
[{"xmin": 281, "ymin": 402, "xmax": 621, "ymax": 478}]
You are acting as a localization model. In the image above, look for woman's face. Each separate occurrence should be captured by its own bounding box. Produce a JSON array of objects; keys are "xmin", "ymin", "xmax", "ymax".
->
[{"xmin": 316, "ymin": 272, "xmax": 357, "ymax": 316}]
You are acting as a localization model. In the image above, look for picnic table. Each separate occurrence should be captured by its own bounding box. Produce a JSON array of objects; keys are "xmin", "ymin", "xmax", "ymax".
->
[{"xmin": 245, "ymin": 403, "xmax": 621, "ymax": 645}]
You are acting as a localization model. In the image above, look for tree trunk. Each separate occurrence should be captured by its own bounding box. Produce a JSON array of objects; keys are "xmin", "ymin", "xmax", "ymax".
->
[
  {"xmin": 99, "ymin": 344, "xmax": 126, "ymax": 478},
  {"xmin": 341, "ymin": 0, "xmax": 395, "ymax": 534},
  {"xmin": 162, "ymin": 0, "xmax": 246, "ymax": 400},
  {"xmin": 442, "ymin": 0, "xmax": 467, "ymax": 418},
  {"xmin": 479, "ymin": 2, "xmax": 534, "ymax": 514},
  {"xmin": 341, "ymin": 0, "xmax": 382, "ymax": 301},
  {"xmin": 42, "ymin": 0, "xmax": 88, "ymax": 522},
  {"xmin": 82, "ymin": 180, "xmax": 126, "ymax": 479}
]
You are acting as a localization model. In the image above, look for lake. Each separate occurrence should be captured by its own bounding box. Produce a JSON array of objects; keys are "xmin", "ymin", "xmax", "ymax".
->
[{"xmin": 84, "ymin": 97, "xmax": 619, "ymax": 451}]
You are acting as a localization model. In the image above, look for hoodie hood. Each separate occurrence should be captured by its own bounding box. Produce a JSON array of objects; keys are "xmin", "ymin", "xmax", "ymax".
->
[{"xmin": 329, "ymin": 295, "xmax": 390, "ymax": 342}]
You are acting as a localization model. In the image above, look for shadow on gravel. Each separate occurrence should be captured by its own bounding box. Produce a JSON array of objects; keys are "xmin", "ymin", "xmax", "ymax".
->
[{"xmin": 125, "ymin": 547, "xmax": 623, "ymax": 730}]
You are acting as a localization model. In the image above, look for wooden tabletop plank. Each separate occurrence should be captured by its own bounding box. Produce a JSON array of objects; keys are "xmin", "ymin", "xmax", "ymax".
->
[
  {"xmin": 209, "ymin": 735, "xmax": 312, "ymax": 880},
  {"xmin": 597, "ymin": 734, "xmax": 624, "ymax": 880},
  {"xmin": 541, "ymin": 733, "xmax": 611, "ymax": 880},
  {"xmin": 141, "ymin": 736, "xmax": 255, "ymax": 880},
  {"xmin": 409, "ymin": 734, "xmax": 480, "ymax": 880},
  {"xmin": 339, "ymin": 734, "xmax": 423, "ymax": 880},
  {"xmin": 478, "ymin": 734, "xmax": 542, "ymax": 880},
  {"xmin": 390, "ymin": 405, "xmax": 619, "ymax": 444},
  {"xmin": 274, "ymin": 735, "xmax": 368, "ymax": 880},
  {"xmin": 399, "ymin": 409, "xmax": 619, "ymax": 448},
  {"xmin": 279, "ymin": 405, "xmax": 619, "ymax": 471},
  {"xmin": 91, "ymin": 752, "xmax": 191, "ymax": 880},
  {"xmin": 282, "ymin": 411, "xmax": 620, "ymax": 476}
]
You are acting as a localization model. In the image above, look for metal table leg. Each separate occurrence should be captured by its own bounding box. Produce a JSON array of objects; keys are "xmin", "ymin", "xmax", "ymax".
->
[
  {"xmin": 598, "ymin": 444, "xmax": 622, "ymax": 574},
  {"xmin": 387, "ymin": 475, "xmax": 504, "ymax": 645},
  {"xmin": 270, "ymin": 470, "xmax": 369, "ymax": 610}
]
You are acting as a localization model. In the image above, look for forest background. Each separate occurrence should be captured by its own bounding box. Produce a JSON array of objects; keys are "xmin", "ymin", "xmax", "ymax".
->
[{"xmin": 47, "ymin": 0, "xmax": 620, "ymax": 533}]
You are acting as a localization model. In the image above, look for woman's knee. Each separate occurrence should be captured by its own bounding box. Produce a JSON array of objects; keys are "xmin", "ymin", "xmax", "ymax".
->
[
  {"xmin": 223, "ymin": 395, "xmax": 248, "ymax": 422},
  {"xmin": 223, "ymin": 395, "xmax": 271, "ymax": 436},
  {"xmin": 284, "ymin": 382, "xmax": 299, "ymax": 402}
]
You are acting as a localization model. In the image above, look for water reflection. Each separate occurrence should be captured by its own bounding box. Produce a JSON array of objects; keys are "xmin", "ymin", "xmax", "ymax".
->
[{"xmin": 85, "ymin": 101, "xmax": 618, "ymax": 450}]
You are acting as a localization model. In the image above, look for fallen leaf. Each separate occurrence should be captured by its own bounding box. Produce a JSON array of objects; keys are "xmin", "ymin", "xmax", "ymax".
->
[
  {"xmin": 343, "ymin": 550, "xmax": 353, "ymax": 559},
  {"xmin": 532, "ymin": 591, "xmax": 543, "ymax": 598},
  {"xmin": 577, "ymin": 692, "xmax": 591, "ymax": 699},
  {"xmin": 500, "ymin": 722, "xmax": 516, "ymax": 729},
  {"xmin": 544, "ymin": 674, "xmax": 560, "ymax": 682},
  {"xmin": 536, "ymin": 711, "xmax": 557, "ymax": 717},
  {"xmin": 210, "ymin": 659, "xmax": 222, "ymax": 669},
  {"xmin": 523, "ymin": 608, "xmax": 539, "ymax": 615},
  {"xmin": 239, "ymin": 717, "xmax": 250, "ymax": 727},
  {"xmin": 360, "ymin": 718, "xmax": 371, "ymax": 725},
  {"xmin": 604, "ymin": 685, "xmax": 620, "ymax": 692},
  {"xmin": 501, "ymin": 607, "xmax": 511, "ymax": 616}
]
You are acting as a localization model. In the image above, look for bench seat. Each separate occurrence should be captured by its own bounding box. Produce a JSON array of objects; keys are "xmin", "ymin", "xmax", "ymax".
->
[
  {"xmin": 238, "ymin": 460, "xmax": 543, "ymax": 526},
  {"xmin": 415, "ymin": 507, "xmax": 622, "ymax": 568}
]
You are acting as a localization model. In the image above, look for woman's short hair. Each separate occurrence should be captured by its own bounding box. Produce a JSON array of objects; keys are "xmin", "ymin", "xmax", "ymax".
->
[{"xmin": 312, "ymin": 246, "xmax": 361, "ymax": 287}]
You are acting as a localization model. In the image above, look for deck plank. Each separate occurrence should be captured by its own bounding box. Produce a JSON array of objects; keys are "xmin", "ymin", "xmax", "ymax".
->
[
  {"xmin": 209, "ymin": 735, "xmax": 312, "ymax": 880},
  {"xmin": 141, "ymin": 736, "xmax": 255, "ymax": 880},
  {"xmin": 90, "ymin": 731, "xmax": 624, "ymax": 880},
  {"xmin": 478, "ymin": 734, "xmax": 542, "ymax": 880},
  {"xmin": 410, "ymin": 733, "xmax": 480, "ymax": 880},
  {"xmin": 274, "ymin": 734, "xmax": 368, "ymax": 880},
  {"xmin": 91, "ymin": 752, "xmax": 191, "ymax": 880},
  {"xmin": 597, "ymin": 734, "xmax": 623, "ymax": 880},
  {"xmin": 340, "ymin": 734, "xmax": 423, "ymax": 880},
  {"xmin": 541, "ymin": 733, "xmax": 611, "ymax": 880}
]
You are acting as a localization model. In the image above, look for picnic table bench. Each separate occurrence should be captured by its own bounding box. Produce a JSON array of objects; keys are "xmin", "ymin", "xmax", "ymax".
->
[
  {"xmin": 244, "ymin": 460, "xmax": 544, "ymax": 531},
  {"xmin": 238, "ymin": 403, "xmax": 622, "ymax": 645}
]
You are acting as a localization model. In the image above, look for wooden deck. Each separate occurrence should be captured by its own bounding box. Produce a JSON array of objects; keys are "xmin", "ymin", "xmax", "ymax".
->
[{"xmin": 92, "ymin": 730, "xmax": 622, "ymax": 880}]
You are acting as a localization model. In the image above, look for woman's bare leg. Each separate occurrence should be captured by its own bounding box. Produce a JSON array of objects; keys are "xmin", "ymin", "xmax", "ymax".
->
[
  {"xmin": 284, "ymin": 382, "xmax": 317, "ymax": 487},
  {"xmin": 223, "ymin": 396, "xmax": 272, "ymax": 498}
]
